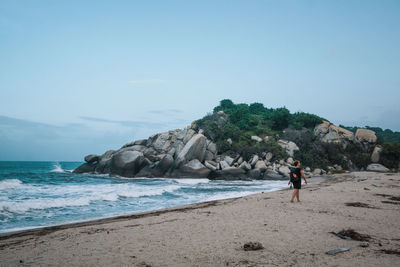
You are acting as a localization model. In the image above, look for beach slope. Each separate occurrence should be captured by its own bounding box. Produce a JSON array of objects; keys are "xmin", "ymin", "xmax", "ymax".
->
[{"xmin": 1, "ymin": 172, "xmax": 399, "ymax": 266}]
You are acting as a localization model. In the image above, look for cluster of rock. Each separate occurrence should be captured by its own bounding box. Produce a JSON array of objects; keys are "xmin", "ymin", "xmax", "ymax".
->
[
  {"xmin": 74, "ymin": 119, "xmax": 393, "ymax": 179},
  {"xmin": 74, "ymin": 123, "xmax": 315, "ymax": 179},
  {"xmin": 314, "ymin": 120, "xmax": 389, "ymax": 172}
]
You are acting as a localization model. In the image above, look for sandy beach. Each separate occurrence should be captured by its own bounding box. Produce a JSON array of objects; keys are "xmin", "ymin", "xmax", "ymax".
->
[{"xmin": 1, "ymin": 172, "xmax": 399, "ymax": 267}]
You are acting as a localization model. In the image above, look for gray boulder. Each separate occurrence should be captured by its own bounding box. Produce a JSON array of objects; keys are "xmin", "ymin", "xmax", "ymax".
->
[
  {"xmin": 224, "ymin": 156, "xmax": 234, "ymax": 166},
  {"xmin": 239, "ymin": 161, "xmax": 251, "ymax": 171},
  {"xmin": 175, "ymin": 134, "xmax": 207, "ymax": 166},
  {"xmin": 263, "ymin": 170, "xmax": 285, "ymax": 180},
  {"xmin": 278, "ymin": 166, "xmax": 290, "ymax": 177},
  {"xmin": 371, "ymin": 146, "xmax": 382, "ymax": 163},
  {"xmin": 220, "ymin": 167, "xmax": 246, "ymax": 177},
  {"xmin": 313, "ymin": 168, "xmax": 322, "ymax": 175},
  {"xmin": 153, "ymin": 154, "xmax": 174, "ymax": 176},
  {"xmin": 366, "ymin": 163, "xmax": 389, "ymax": 172},
  {"xmin": 84, "ymin": 154, "xmax": 100, "ymax": 164},
  {"xmin": 255, "ymin": 160, "xmax": 267, "ymax": 172},
  {"xmin": 251, "ymin": 135, "xmax": 262, "ymax": 142},
  {"xmin": 205, "ymin": 160, "xmax": 217, "ymax": 171},
  {"xmin": 265, "ymin": 152, "xmax": 273, "ymax": 162},
  {"xmin": 220, "ymin": 160, "xmax": 230, "ymax": 170},
  {"xmin": 249, "ymin": 169, "xmax": 261, "ymax": 179},
  {"xmin": 177, "ymin": 159, "xmax": 211, "ymax": 178},
  {"xmin": 110, "ymin": 151, "xmax": 146, "ymax": 177},
  {"xmin": 73, "ymin": 163, "xmax": 96, "ymax": 173},
  {"xmin": 207, "ymin": 142, "xmax": 217, "ymax": 154},
  {"xmin": 249, "ymin": 155, "xmax": 259, "ymax": 167},
  {"xmin": 278, "ymin": 140, "xmax": 299, "ymax": 157}
]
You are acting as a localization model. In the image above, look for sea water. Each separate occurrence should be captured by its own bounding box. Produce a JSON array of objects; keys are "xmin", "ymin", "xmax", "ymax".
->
[{"xmin": 0, "ymin": 161, "xmax": 288, "ymax": 233}]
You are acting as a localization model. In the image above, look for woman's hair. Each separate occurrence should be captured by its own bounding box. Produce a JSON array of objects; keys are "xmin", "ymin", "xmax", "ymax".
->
[{"xmin": 293, "ymin": 160, "xmax": 300, "ymax": 167}]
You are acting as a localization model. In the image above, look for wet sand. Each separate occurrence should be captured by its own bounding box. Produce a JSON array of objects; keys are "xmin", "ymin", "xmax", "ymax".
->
[{"xmin": 1, "ymin": 172, "xmax": 399, "ymax": 266}]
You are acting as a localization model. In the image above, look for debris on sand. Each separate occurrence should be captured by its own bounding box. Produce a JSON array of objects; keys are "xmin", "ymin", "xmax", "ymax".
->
[
  {"xmin": 345, "ymin": 202, "xmax": 376, "ymax": 208},
  {"xmin": 380, "ymin": 249, "xmax": 400, "ymax": 256},
  {"xmin": 382, "ymin": 201, "xmax": 400, "ymax": 205},
  {"xmin": 360, "ymin": 242, "xmax": 369, "ymax": 247},
  {"xmin": 326, "ymin": 247, "xmax": 350, "ymax": 255},
  {"xmin": 336, "ymin": 229, "xmax": 371, "ymax": 241},
  {"xmin": 243, "ymin": 242, "xmax": 264, "ymax": 251}
]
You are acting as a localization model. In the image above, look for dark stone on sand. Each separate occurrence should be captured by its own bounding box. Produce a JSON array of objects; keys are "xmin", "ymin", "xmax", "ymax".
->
[{"xmin": 243, "ymin": 241, "xmax": 264, "ymax": 251}]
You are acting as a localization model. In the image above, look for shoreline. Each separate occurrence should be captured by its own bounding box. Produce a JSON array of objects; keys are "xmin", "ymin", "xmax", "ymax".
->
[
  {"xmin": 1, "ymin": 172, "xmax": 399, "ymax": 266},
  {"xmin": 0, "ymin": 176, "xmax": 327, "ymax": 239}
]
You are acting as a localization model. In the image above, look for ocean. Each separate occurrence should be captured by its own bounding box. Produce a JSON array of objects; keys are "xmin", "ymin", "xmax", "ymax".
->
[{"xmin": 0, "ymin": 161, "xmax": 288, "ymax": 234}]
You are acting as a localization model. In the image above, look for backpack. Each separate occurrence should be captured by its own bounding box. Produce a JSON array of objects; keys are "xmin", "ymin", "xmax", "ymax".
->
[{"xmin": 290, "ymin": 167, "xmax": 300, "ymax": 183}]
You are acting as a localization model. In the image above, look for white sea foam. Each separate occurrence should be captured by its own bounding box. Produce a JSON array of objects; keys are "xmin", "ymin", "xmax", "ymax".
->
[
  {"xmin": 50, "ymin": 163, "xmax": 64, "ymax": 173},
  {"xmin": 172, "ymin": 178, "xmax": 210, "ymax": 185},
  {"xmin": 0, "ymin": 184, "xmax": 181, "ymax": 213},
  {"xmin": 0, "ymin": 179, "xmax": 23, "ymax": 190}
]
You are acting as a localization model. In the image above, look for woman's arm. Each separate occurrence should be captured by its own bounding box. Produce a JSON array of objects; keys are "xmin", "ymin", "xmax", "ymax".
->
[{"xmin": 300, "ymin": 169, "xmax": 307, "ymax": 184}]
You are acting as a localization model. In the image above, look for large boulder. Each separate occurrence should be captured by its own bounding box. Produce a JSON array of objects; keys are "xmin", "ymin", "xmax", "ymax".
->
[
  {"xmin": 205, "ymin": 160, "xmax": 217, "ymax": 171},
  {"xmin": 224, "ymin": 156, "xmax": 234, "ymax": 166},
  {"xmin": 254, "ymin": 160, "xmax": 267, "ymax": 172},
  {"xmin": 110, "ymin": 151, "xmax": 146, "ymax": 177},
  {"xmin": 314, "ymin": 121, "xmax": 354, "ymax": 146},
  {"xmin": 175, "ymin": 134, "xmax": 207, "ymax": 166},
  {"xmin": 278, "ymin": 166, "xmax": 290, "ymax": 177},
  {"xmin": 249, "ymin": 168, "xmax": 261, "ymax": 179},
  {"xmin": 371, "ymin": 146, "xmax": 382, "ymax": 163},
  {"xmin": 221, "ymin": 167, "xmax": 246, "ymax": 175},
  {"xmin": 239, "ymin": 161, "xmax": 251, "ymax": 171},
  {"xmin": 153, "ymin": 154, "xmax": 174, "ymax": 176},
  {"xmin": 249, "ymin": 155, "xmax": 259, "ymax": 167},
  {"xmin": 176, "ymin": 159, "xmax": 211, "ymax": 178},
  {"xmin": 263, "ymin": 170, "xmax": 285, "ymax": 180},
  {"xmin": 265, "ymin": 152, "xmax": 273, "ymax": 162},
  {"xmin": 84, "ymin": 154, "xmax": 99, "ymax": 164},
  {"xmin": 356, "ymin": 129, "xmax": 377, "ymax": 143},
  {"xmin": 94, "ymin": 150, "xmax": 115, "ymax": 173},
  {"xmin": 220, "ymin": 160, "xmax": 230, "ymax": 170},
  {"xmin": 73, "ymin": 163, "xmax": 96, "ymax": 173},
  {"xmin": 207, "ymin": 142, "xmax": 217, "ymax": 154},
  {"xmin": 366, "ymin": 163, "xmax": 389, "ymax": 172},
  {"xmin": 251, "ymin": 136, "xmax": 262, "ymax": 142},
  {"xmin": 278, "ymin": 140, "xmax": 299, "ymax": 157}
]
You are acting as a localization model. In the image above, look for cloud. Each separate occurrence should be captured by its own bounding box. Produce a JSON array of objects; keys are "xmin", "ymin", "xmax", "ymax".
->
[
  {"xmin": 148, "ymin": 109, "xmax": 184, "ymax": 115},
  {"xmin": 128, "ymin": 79, "xmax": 167, "ymax": 84},
  {"xmin": 79, "ymin": 116, "xmax": 168, "ymax": 128}
]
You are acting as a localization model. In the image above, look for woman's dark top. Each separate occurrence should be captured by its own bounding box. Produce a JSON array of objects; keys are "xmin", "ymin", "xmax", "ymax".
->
[{"xmin": 293, "ymin": 167, "xmax": 302, "ymax": 189}]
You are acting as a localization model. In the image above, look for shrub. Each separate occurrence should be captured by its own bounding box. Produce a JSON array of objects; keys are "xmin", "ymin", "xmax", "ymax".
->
[{"xmin": 380, "ymin": 142, "xmax": 400, "ymax": 169}]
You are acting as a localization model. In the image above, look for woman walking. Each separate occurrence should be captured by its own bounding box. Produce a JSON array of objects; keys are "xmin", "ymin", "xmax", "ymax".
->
[{"xmin": 288, "ymin": 160, "xmax": 307, "ymax": 202}]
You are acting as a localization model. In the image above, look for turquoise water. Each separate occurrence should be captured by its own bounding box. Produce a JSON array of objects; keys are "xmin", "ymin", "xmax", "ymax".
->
[{"xmin": 0, "ymin": 161, "xmax": 288, "ymax": 233}]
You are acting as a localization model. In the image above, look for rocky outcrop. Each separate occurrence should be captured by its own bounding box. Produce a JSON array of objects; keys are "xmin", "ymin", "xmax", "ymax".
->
[
  {"xmin": 176, "ymin": 134, "xmax": 208, "ymax": 166},
  {"xmin": 110, "ymin": 151, "xmax": 147, "ymax": 177},
  {"xmin": 74, "ymin": 124, "xmax": 325, "ymax": 180},
  {"xmin": 356, "ymin": 129, "xmax": 377, "ymax": 144},
  {"xmin": 366, "ymin": 163, "xmax": 389, "ymax": 172},
  {"xmin": 278, "ymin": 140, "xmax": 299, "ymax": 157},
  {"xmin": 314, "ymin": 121, "xmax": 354, "ymax": 146},
  {"xmin": 371, "ymin": 146, "xmax": 382, "ymax": 163}
]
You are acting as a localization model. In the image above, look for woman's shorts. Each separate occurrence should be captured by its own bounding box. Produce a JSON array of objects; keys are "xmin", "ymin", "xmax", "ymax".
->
[{"xmin": 293, "ymin": 180, "xmax": 301, "ymax": 189}]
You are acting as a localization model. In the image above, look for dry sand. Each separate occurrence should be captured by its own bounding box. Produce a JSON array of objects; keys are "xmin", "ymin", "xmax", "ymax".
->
[{"xmin": 0, "ymin": 172, "xmax": 399, "ymax": 267}]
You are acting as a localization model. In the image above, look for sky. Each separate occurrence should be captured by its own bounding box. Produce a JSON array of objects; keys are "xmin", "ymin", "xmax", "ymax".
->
[{"xmin": 0, "ymin": 0, "xmax": 399, "ymax": 161}]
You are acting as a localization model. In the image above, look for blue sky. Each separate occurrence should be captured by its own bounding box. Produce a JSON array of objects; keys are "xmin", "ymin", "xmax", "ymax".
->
[{"xmin": 1, "ymin": 0, "xmax": 399, "ymax": 161}]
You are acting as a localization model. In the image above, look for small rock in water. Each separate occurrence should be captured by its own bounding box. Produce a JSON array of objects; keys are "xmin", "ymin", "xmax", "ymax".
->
[
  {"xmin": 243, "ymin": 241, "xmax": 264, "ymax": 251},
  {"xmin": 360, "ymin": 242, "xmax": 369, "ymax": 247},
  {"xmin": 326, "ymin": 247, "xmax": 350, "ymax": 255}
]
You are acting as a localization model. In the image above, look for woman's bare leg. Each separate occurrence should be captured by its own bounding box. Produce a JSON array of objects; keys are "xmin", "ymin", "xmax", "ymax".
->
[
  {"xmin": 290, "ymin": 189, "xmax": 298, "ymax": 202},
  {"xmin": 296, "ymin": 190, "xmax": 300, "ymax": 202}
]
